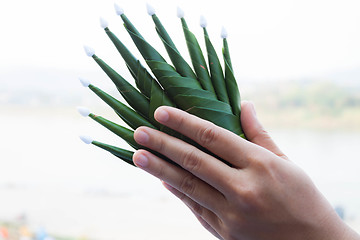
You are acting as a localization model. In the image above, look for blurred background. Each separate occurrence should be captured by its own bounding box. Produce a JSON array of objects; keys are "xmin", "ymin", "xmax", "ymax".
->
[{"xmin": 1, "ymin": 0, "xmax": 359, "ymax": 239}]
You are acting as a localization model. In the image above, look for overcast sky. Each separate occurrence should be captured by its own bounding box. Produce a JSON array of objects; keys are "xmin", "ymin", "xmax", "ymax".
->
[{"xmin": 0, "ymin": 0, "xmax": 359, "ymax": 81}]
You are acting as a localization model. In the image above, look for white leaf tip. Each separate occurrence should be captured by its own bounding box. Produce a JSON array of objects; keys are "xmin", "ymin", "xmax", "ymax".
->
[
  {"xmin": 200, "ymin": 15, "xmax": 207, "ymax": 28},
  {"xmin": 99, "ymin": 17, "xmax": 109, "ymax": 29},
  {"xmin": 177, "ymin": 7, "xmax": 184, "ymax": 18},
  {"xmin": 77, "ymin": 106, "xmax": 91, "ymax": 117},
  {"xmin": 146, "ymin": 3, "xmax": 155, "ymax": 16},
  {"xmin": 114, "ymin": 3, "xmax": 124, "ymax": 15},
  {"xmin": 83, "ymin": 45, "xmax": 95, "ymax": 57},
  {"xmin": 221, "ymin": 26, "xmax": 228, "ymax": 39},
  {"xmin": 79, "ymin": 77, "xmax": 90, "ymax": 87},
  {"xmin": 80, "ymin": 135, "xmax": 93, "ymax": 145}
]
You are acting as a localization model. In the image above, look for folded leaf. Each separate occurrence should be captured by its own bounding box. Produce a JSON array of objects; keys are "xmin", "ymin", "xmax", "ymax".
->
[
  {"xmin": 180, "ymin": 18, "xmax": 215, "ymax": 94},
  {"xmin": 92, "ymin": 54, "xmax": 150, "ymax": 119},
  {"xmin": 89, "ymin": 113, "xmax": 140, "ymax": 149},
  {"xmin": 92, "ymin": 140, "xmax": 135, "ymax": 166},
  {"xmin": 203, "ymin": 27, "xmax": 229, "ymax": 104},
  {"xmin": 151, "ymin": 14, "xmax": 197, "ymax": 80},
  {"xmin": 88, "ymin": 84, "xmax": 155, "ymax": 129}
]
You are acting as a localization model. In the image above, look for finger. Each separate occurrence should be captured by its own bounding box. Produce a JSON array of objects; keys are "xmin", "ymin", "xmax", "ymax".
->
[
  {"xmin": 190, "ymin": 211, "xmax": 223, "ymax": 240},
  {"xmin": 134, "ymin": 127, "xmax": 238, "ymax": 193},
  {"xmin": 154, "ymin": 106, "xmax": 255, "ymax": 168},
  {"xmin": 162, "ymin": 181, "xmax": 223, "ymax": 238},
  {"xmin": 188, "ymin": 210, "xmax": 223, "ymax": 239},
  {"xmin": 133, "ymin": 149, "xmax": 225, "ymax": 213},
  {"xmin": 240, "ymin": 101, "xmax": 288, "ymax": 160}
]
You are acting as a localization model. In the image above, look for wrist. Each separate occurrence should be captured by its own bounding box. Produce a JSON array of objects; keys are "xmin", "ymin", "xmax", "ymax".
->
[{"xmin": 309, "ymin": 210, "xmax": 360, "ymax": 240}]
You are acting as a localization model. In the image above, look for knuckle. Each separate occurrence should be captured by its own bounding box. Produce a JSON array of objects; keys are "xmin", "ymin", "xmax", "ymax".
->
[
  {"xmin": 155, "ymin": 137, "xmax": 166, "ymax": 153},
  {"xmin": 196, "ymin": 124, "xmax": 218, "ymax": 146},
  {"xmin": 174, "ymin": 114, "xmax": 186, "ymax": 130},
  {"xmin": 179, "ymin": 174, "xmax": 197, "ymax": 196},
  {"xmin": 251, "ymin": 154, "xmax": 273, "ymax": 172},
  {"xmin": 223, "ymin": 172, "xmax": 242, "ymax": 193},
  {"xmin": 246, "ymin": 151, "xmax": 269, "ymax": 169},
  {"xmin": 241, "ymin": 187, "xmax": 258, "ymax": 203},
  {"xmin": 259, "ymin": 128, "xmax": 269, "ymax": 136},
  {"xmin": 253, "ymin": 128, "xmax": 270, "ymax": 142},
  {"xmin": 181, "ymin": 148, "xmax": 201, "ymax": 172},
  {"xmin": 152, "ymin": 164, "xmax": 166, "ymax": 179},
  {"xmin": 238, "ymin": 185, "xmax": 264, "ymax": 212}
]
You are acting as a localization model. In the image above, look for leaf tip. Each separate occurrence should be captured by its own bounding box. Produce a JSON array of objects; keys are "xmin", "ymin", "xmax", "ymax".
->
[
  {"xmin": 79, "ymin": 135, "xmax": 93, "ymax": 145},
  {"xmin": 146, "ymin": 3, "xmax": 155, "ymax": 16},
  {"xmin": 200, "ymin": 15, "xmax": 207, "ymax": 28},
  {"xmin": 83, "ymin": 45, "xmax": 95, "ymax": 57},
  {"xmin": 221, "ymin": 26, "xmax": 228, "ymax": 39},
  {"xmin": 99, "ymin": 17, "xmax": 109, "ymax": 29},
  {"xmin": 114, "ymin": 3, "xmax": 124, "ymax": 15},
  {"xmin": 79, "ymin": 77, "xmax": 90, "ymax": 87},
  {"xmin": 177, "ymin": 6, "xmax": 184, "ymax": 18},
  {"xmin": 77, "ymin": 106, "xmax": 91, "ymax": 117}
]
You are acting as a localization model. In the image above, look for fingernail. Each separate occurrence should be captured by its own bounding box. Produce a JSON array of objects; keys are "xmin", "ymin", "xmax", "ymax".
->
[
  {"xmin": 155, "ymin": 108, "xmax": 169, "ymax": 123},
  {"xmin": 134, "ymin": 130, "xmax": 149, "ymax": 144},
  {"xmin": 134, "ymin": 154, "xmax": 149, "ymax": 168}
]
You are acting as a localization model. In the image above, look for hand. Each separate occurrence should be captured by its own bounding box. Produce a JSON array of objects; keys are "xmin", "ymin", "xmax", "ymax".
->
[{"xmin": 132, "ymin": 102, "xmax": 359, "ymax": 240}]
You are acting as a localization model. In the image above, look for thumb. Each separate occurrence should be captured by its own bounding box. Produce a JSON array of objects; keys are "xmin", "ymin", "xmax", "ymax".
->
[{"xmin": 241, "ymin": 101, "xmax": 288, "ymax": 160}]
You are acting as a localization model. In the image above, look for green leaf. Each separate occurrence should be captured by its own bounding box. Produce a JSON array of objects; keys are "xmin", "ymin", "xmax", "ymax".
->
[
  {"xmin": 186, "ymin": 107, "xmax": 243, "ymax": 135},
  {"xmin": 88, "ymin": 84, "xmax": 155, "ymax": 130},
  {"xmin": 151, "ymin": 14, "xmax": 197, "ymax": 80},
  {"xmin": 104, "ymin": 27, "xmax": 152, "ymax": 97},
  {"xmin": 174, "ymin": 95, "xmax": 232, "ymax": 113},
  {"xmin": 102, "ymin": 24, "xmax": 183, "ymax": 130},
  {"xmin": 151, "ymin": 14, "xmax": 178, "ymax": 53},
  {"xmin": 146, "ymin": 61, "xmax": 203, "ymax": 90},
  {"xmin": 203, "ymin": 27, "xmax": 229, "ymax": 104},
  {"xmin": 92, "ymin": 140, "xmax": 135, "ymax": 166},
  {"xmin": 121, "ymin": 14, "xmax": 166, "ymax": 62},
  {"xmin": 148, "ymin": 79, "xmax": 173, "ymax": 125},
  {"xmin": 180, "ymin": 18, "xmax": 215, "ymax": 93},
  {"xmin": 92, "ymin": 55, "xmax": 150, "ymax": 119},
  {"xmin": 224, "ymin": 59, "xmax": 241, "ymax": 118},
  {"xmin": 89, "ymin": 113, "xmax": 140, "ymax": 149},
  {"xmin": 222, "ymin": 37, "xmax": 241, "ymax": 118},
  {"xmin": 104, "ymin": 26, "xmax": 174, "ymax": 111},
  {"xmin": 223, "ymin": 38, "xmax": 233, "ymax": 71}
]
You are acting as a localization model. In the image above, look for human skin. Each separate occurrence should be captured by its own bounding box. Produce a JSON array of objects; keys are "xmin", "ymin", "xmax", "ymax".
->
[{"xmin": 132, "ymin": 101, "xmax": 360, "ymax": 240}]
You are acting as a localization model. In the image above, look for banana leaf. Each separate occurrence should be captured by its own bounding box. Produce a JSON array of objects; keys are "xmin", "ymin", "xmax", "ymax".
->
[{"xmin": 81, "ymin": 8, "xmax": 245, "ymax": 165}]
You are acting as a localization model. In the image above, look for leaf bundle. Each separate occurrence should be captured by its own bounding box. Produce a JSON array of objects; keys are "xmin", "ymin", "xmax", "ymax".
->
[{"xmin": 81, "ymin": 7, "xmax": 245, "ymax": 165}]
